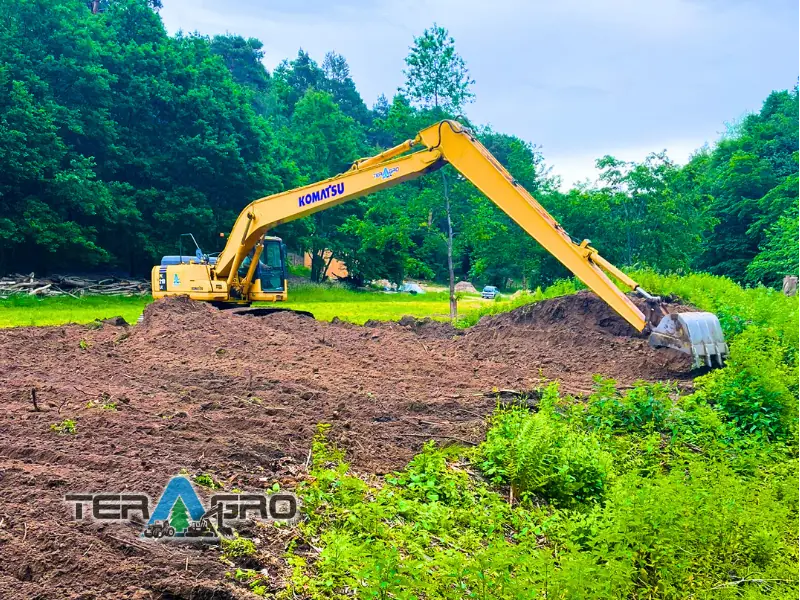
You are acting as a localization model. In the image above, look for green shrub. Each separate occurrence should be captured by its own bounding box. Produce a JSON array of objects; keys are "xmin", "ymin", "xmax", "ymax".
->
[
  {"xmin": 288, "ymin": 264, "xmax": 311, "ymax": 278},
  {"xmin": 543, "ymin": 457, "xmax": 800, "ymax": 598},
  {"xmin": 480, "ymin": 386, "xmax": 613, "ymax": 507},
  {"xmin": 690, "ymin": 326, "xmax": 799, "ymax": 440},
  {"xmin": 386, "ymin": 441, "xmax": 467, "ymax": 505},
  {"xmin": 583, "ymin": 377, "xmax": 676, "ymax": 434},
  {"xmin": 631, "ymin": 269, "xmax": 799, "ymax": 352}
]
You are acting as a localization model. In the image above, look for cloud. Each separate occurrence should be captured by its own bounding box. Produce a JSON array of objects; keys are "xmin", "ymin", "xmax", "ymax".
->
[{"xmin": 159, "ymin": 0, "xmax": 798, "ymax": 180}]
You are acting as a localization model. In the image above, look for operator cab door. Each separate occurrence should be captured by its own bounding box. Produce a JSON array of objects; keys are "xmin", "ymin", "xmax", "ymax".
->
[
  {"xmin": 259, "ymin": 239, "xmax": 285, "ymax": 292},
  {"xmin": 246, "ymin": 237, "xmax": 288, "ymax": 301}
]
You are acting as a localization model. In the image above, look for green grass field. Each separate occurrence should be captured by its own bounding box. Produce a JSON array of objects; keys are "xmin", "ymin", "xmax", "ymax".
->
[
  {"xmin": 0, "ymin": 294, "xmax": 153, "ymax": 327},
  {"xmin": 0, "ymin": 281, "xmax": 576, "ymax": 328},
  {"xmin": 284, "ymin": 284, "xmax": 487, "ymax": 324}
]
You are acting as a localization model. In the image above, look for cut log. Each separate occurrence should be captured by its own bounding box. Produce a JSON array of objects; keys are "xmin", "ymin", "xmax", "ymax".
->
[{"xmin": 29, "ymin": 284, "xmax": 52, "ymax": 296}]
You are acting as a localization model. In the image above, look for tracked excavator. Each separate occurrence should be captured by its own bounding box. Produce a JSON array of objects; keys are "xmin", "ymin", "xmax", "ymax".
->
[{"xmin": 151, "ymin": 120, "xmax": 728, "ymax": 368}]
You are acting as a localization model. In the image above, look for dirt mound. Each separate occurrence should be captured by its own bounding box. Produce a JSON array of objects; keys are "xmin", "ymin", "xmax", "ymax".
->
[
  {"xmin": 365, "ymin": 315, "xmax": 460, "ymax": 340},
  {"xmin": 458, "ymin": 291, "xmax": 693, "ymax": 383},
  {"xmin": 474, "ymin": 290, "xmax": 642, "ymax": 336},
  {"xmin": 454, "ymin": 281, "xmax": 478, "ymax": 293},
  {"xmin": 141, "ymin": 292, "xmax": 217, "ymax": 320},
  {"xmin": 0, "ymin": 292, "xmax": 698, "ymax": 597}
]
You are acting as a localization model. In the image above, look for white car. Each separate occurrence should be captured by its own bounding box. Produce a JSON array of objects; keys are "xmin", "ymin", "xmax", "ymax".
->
[{"xmin": 481, "ymin": 285, "xmax": 499, "ymax": 299}]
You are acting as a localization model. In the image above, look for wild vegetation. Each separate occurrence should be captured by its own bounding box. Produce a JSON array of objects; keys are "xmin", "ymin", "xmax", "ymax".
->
[
  {"xmin": 0, "ymin": 0, "xmax": 796, "ymax": 292},
  {"xmin": 278, "ymin": 274, "xmax": 799, "ymax": 599}
]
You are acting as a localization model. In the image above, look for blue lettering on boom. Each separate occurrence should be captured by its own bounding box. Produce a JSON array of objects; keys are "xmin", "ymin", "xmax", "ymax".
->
[
  {"xmin": 298, "ymin": 182, "xmax": 345, "ymax": 207},
  {"xmin": 373, "ymin": 166, "xmax": 400, "ymax": 180}
]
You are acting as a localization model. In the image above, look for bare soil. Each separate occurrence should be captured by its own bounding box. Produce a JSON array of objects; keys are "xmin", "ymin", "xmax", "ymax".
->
[{"xmin": 0, "ymin": 292, "xmax": 695, "ymax": 598}]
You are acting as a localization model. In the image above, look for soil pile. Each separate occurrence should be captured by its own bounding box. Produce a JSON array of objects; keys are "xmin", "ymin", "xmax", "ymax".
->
[
  {"xmin": 0, "ymin": 292, "xmax": 697, "ymax": 597},
  {"xmin": 458, "ymin": 291, "xmax": 693, "ymax": 384},
  {"xmin": 454, "ymin": 281, "xmax": 478, "ymax": 293}
]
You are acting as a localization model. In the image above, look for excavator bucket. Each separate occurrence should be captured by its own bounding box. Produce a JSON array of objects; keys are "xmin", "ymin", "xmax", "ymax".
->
[{"xmin": 648, "ymin": 312, "xmax": 729, "ymax": 368}]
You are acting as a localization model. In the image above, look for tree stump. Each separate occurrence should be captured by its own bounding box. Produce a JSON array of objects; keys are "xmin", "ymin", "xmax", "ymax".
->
[{"xmin": 782, "ymin": 275, "xmax": 797, "ymax": 296}]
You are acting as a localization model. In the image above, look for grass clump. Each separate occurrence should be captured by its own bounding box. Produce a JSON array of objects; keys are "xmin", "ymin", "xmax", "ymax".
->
[
  {"xmin": 194, "ymin": 473, "xmax": 221, "ymax": 489},
  {"xmin": 220, "ymin": 534, "xmax": 257, "ymax": 561},
  {"xmin": 50, "ymin": 419, "xmax": 77, "ymax": 434},
  {"xmin": 227, "ymin": 568, "xmax": 270, "ymax": 596}
]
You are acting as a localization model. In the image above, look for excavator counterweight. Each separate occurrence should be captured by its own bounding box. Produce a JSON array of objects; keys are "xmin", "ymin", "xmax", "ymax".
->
[{"xmin": 151, "ymin": 120, "xmax": 728, "ymax": 368}]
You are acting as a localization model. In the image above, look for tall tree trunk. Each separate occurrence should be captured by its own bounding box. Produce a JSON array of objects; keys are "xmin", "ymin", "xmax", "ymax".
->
[
  {"xmin": 322, "ymin": 253, "xmax": 335, "ymax": 283},
  {"xmin": 311, "ymin": 247, "xmax": 326, "ymax": 282},
  {"xmin": 442, "ymin": 171, "xmax": 457, "ymax": 321}
]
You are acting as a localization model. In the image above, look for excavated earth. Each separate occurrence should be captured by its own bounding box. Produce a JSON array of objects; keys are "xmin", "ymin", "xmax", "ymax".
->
[{"xmin": 0, "ymin": 291, "xmax": 696, "ymax": 598}]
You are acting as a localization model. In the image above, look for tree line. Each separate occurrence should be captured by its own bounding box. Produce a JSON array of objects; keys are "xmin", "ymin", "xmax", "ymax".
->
[{"xmin": 0, "ymin": 0, "xmax": 796, "ymax": 290}]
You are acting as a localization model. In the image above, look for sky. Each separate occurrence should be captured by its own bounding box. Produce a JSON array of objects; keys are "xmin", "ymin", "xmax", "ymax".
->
[{"xmin": 159, "ymin": 0, "xmax": 799, "ymax": 188}]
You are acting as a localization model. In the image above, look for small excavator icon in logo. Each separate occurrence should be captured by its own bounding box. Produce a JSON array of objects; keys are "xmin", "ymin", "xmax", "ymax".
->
[{"xmin": 142, "ymin": 476, "xmax": 214, "ymax": 539}]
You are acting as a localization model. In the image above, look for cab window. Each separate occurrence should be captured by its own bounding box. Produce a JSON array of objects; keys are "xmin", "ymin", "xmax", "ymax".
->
[{"xmin": 261, "ymin": 241, "xmax": 282, "ymax": 269}]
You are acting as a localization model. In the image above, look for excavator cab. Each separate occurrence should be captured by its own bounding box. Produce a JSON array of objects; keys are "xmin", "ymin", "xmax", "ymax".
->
[
  {"xmin": 151, "ymin": 234, "xmax": 288, "ymax": 304},
  {"xmin": 246, "ymin": 236, "xmax": 288, "ymax": 301}
]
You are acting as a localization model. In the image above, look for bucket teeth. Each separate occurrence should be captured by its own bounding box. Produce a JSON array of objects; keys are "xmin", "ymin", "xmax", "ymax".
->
[{"xmin": 648, "ymin": 312, "xmax": 729, "ymax": 369}]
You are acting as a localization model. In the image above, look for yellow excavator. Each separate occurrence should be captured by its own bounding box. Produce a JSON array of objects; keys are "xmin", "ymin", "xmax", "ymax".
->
[{"xmin": 151, "ymin": 120, "xmax": 728, "ymax": 368}]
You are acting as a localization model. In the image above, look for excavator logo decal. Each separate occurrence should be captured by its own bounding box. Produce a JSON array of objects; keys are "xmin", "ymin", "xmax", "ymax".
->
[
  {"xmin": 374, "ymin": 166, "xmax": 400, "ymax": 180},
  {"xmin": 298, "ymin": 182, "xmax": 345, "ymax": 207}
]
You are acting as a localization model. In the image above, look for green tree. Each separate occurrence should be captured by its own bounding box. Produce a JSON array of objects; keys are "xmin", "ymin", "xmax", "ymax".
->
[
  {"xmin": 321, "ymin": 52, "xmax": 370, "ymax": 125},
  {"xmin": 169, "ymin": 497, "xmax": 190, "ymax": 534},
  {"xmin": 0, "ymin": 0, "xmax": 292, "ymax": 274},
  {"xmin": 593, "ymin": 152, "xmax": 709, "ymax": 270},
  {"xmin": 462, "ymin": 130, "xmax": 560, "ymax": 288},
  {"xmin": 285, "ymin": 90, "xmax": 365, "ymax": 281},
  {"xmin": 401, "ymin": 25, "xmax": 474, "ymax": 317},
  {"xmin": 692, "ymin": 88, "xmax": 799, "ymax": 282},
  {"xmin": 746, "ymin": 198, "xmax": 799, "ymax": 287},
  {"xmin": 402, "ymin": 24, "xmax": 474, "ymax": 113},
  {"xmin": 210, "ymin": 35, "xmax": 270, "ymax": 92}
]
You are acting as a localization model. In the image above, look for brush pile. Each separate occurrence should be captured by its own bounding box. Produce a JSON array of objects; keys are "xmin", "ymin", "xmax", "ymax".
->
[{"xmin": 0, "ymin": 273, "xmax": 149, "ymax": 298}]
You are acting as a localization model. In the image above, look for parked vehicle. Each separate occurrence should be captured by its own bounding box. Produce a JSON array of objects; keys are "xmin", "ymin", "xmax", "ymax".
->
[{"xmin": 481, "ymin": 286, "xmax": 499, "ymax": 299}]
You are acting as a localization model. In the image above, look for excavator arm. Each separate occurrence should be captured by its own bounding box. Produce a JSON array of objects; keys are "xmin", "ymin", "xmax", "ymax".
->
[
  {"xmin": 155, "ymin": 120, "xmax": 728, "ymax": 367},
  {"xmin": 215, "ymin": 120, "xmax": 647, "ymax": 329}
]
